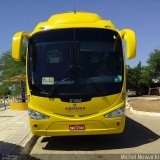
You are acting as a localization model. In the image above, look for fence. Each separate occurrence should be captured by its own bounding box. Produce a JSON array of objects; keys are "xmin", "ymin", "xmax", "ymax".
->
[{"xmin": 0, "ymin": 96, "xmax": 27, "ymax": 110}]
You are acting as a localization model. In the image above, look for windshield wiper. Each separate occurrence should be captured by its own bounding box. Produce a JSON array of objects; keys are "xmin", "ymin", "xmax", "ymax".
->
[
  {"xmin": 30, "ymin": 84, "xmax": 49, "ymax": 96},
  {"xmin": 83, "ymin": 81, "xmax": 104, "ymax": 95},
  {"xmin": 78, "ymin": 75, "xmax": 105, "ymax": 95},
  {"xmin": 48, "ymin": 65, "xmax": 76, "ymax": 98},
  {"xmin": 48, "ymin": 66, "xmax": 104, "ymax": 98},
  {"xmin": 48, "ymin": 77, "xmax": 70, "ymax": 98}
]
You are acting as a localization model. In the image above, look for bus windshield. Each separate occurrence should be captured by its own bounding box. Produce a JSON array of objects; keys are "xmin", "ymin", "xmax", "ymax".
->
[{"xmin": 28, "ymin": 28, "xmax": 124, "ymax": 100}]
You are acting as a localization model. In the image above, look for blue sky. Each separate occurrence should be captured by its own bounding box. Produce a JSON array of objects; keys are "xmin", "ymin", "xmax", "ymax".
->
[{"xmin": 0, "ymin": 0, "xmax": 160, "ymax": 67}]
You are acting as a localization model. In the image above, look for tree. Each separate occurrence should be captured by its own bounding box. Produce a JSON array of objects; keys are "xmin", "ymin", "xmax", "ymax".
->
[
  {"xmin": 126, "ymin": 62, "xmax": 150, "ymax": 95},
  {"xmin": 0, "ymin": 51, "xmax": 25, "ymax": 78},
  {"xmin": 0, "ymin": 46, "xmax": 26, "ymax": 96},
  {"xmin": 126, "ymin": 49, "xmax": 160, "ymax": 95},
  {"xmin": 0, "ymin": 83, "xmax": 11, "ymax": 95},
  {"xmin": 147, "ymin": 49, "xmax": 160, "ymax": 82},
  {"xmin": 139, "ymin": 66, "xmax": 152, "ymax": 86},
  {"xmin": 126, "ymin": 62, "xmax": 141, "ymax": 89}
]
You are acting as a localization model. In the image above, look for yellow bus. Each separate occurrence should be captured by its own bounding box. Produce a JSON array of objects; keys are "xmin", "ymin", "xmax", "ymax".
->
[{"xmin": 12, "ymin": 12, "xmax": 136, "ymax": 136}]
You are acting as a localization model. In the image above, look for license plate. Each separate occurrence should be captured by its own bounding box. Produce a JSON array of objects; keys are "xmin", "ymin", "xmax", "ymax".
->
[{"xmin": 69, "ymin": 125, "xmax": 85, "ymax": 130}]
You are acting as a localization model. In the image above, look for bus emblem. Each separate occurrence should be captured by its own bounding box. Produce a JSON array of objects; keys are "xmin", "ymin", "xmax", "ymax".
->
[{"xmin": 65, "ymin": 105, "xmax": 85, "ymax": 111}]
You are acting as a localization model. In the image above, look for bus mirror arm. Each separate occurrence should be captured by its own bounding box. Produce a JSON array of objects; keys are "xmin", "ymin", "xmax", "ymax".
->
[
  {"xmin": 120, "ymin": 29, "xmax": 136, "ymax": 59},
  {"xmin": 12, "ymin": 32, "xmax": 30, "ymax": 61}
]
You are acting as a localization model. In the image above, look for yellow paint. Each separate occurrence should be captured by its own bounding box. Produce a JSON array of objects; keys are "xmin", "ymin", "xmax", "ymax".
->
[
  {"xmin": 32, "ymin": 12, "xmax": 117, "ymax": 33},
  {"xmin": 12, "ymin": 32, "xmax": 30, "ymax": 61},
  {"xmin": 12, "ymin": 12, "xmax": 136, "ymax": 136},
  {"xmin": 10, "ymin": 102, "xmax": 28, "ymax": 111},
  {"xmin": 120, "ymin": 29, "xmax": 136, "ymax": 59}
]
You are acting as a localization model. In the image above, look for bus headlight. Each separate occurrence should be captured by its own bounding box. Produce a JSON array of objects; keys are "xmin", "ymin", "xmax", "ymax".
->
[
  {"xmin": 28, "ymin": 109, "xmax": 49, "ymax": 120},
  {"xmin": 104, "ymin": 107, "xmax": 125, "ymax": 118}
]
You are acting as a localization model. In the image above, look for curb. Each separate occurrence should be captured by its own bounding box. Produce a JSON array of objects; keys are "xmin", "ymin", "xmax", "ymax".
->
[
  {"xmin": 11, "ymin": 131, "xmax": 39, "ymax": 155},
  {"xmin": 21, "ymin": 135, "xmax": 39, "ymax": 154},
  {"xmin": 17, "ymin": 134, "xmax": 39, "ymax": 160},
  {"xmin": 126, "ymin": 100, "xmax": 160, "ymax": 117}
]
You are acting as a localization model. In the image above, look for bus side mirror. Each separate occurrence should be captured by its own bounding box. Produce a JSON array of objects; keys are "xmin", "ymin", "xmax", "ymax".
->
[
  {"xmin": 12, "ymin": 32, "xmax": 30, "ymax": 61},
  {"xmin": 120, "ymin": 29, "xmax": 136, "ymax": 59}
]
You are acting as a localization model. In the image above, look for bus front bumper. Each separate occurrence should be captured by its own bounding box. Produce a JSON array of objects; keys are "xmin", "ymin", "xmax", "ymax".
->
[{"xmin": 30, "ymin": 116, "xmax": 125, "ymax": 136}]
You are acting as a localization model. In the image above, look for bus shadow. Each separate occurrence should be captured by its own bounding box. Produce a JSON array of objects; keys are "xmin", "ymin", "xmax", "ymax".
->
[
  {"xmin": 42, "ymin": 117, "xmax": 160, "ymax": 151},
  {"xmin": 0, "ymin": 141, "xmax": 40, "ymax": 160}
]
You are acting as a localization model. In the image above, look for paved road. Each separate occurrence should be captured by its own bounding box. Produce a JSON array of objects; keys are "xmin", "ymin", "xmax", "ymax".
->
[
  {"xmin": 0, "ymin": 110, "xmax": 31, "ymax": 155},
  {"xmin": 29, "ymin": 111, "xmax": 160, "ymax": 160}
]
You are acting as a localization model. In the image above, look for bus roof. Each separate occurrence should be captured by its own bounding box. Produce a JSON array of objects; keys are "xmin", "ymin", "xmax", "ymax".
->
[{"xmin": 32, "ymin": 12, "xmax": 118, "ymax": 34}]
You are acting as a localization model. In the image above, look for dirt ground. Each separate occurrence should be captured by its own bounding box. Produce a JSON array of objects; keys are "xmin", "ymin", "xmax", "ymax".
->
[{"xmin": 128, "ymin": 99, "xmax": 160, "ymax": 113}]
